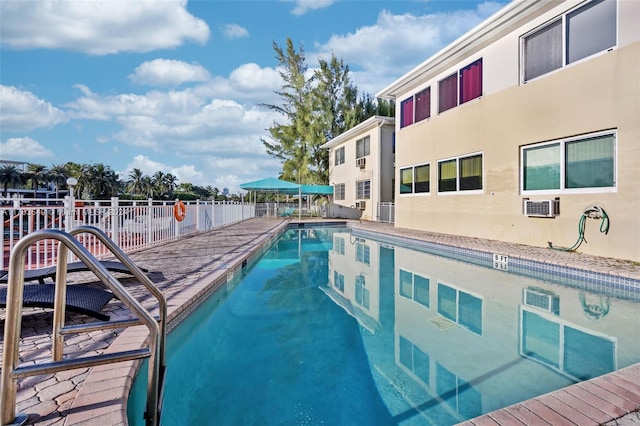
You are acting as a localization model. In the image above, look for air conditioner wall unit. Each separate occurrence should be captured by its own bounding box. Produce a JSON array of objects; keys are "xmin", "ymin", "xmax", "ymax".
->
[
  {"xmin": 524, "ymin": 199, "xmax": 559, "ymax": 217},
  {"xmin": 355, "ymin": 201, "xmax": 366, "ymax": 210},
  {"xmin": 356, "ymin": 157, "xmax": 366, "ymax": 168}
]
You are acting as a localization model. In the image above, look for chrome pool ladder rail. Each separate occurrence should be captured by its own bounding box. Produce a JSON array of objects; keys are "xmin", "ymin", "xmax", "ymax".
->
[{"xmin": 0, "ymin": 226, "xmax": 167, "ymax": 426}]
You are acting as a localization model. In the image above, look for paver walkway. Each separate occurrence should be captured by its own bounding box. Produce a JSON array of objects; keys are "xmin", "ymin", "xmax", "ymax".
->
[{"xmin": 0, "ymin": 217, "xmax": 639, "ymax": 425}]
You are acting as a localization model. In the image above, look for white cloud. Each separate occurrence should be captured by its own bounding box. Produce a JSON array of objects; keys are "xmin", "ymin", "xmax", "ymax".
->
[
  {"xmin": 312, "ymin": 2, "xmax": 506, "ymax": 92},
  {"xmin": 120, "ymin": 154, "xmax": 274, "ymax": 194},
  {"xmin": 1, "ymin": 137, "xmax": 54, "ymax": 160},
  {"xmin": 286, "ymin": 0, "xmax": 336, "ymax": 16},
  {"xmin": 0, "ymin": 0, "xmax": 210, "ymax": 55},
  {"xmin": 129, "ymin": 59, "xmax": 211, "ymax": 86},
  {"xmin": 0, "ymin": 85, "xmax": 67, "ymax": 132},
  {"xmin": 221, "ymin": 23, "xmax": 249, "ymax": 39}
]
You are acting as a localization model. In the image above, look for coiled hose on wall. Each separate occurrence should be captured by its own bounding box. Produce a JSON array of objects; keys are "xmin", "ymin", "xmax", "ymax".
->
[{"xmin": 548, "ymin": 205, "xmax": 610, "ymax": 252}]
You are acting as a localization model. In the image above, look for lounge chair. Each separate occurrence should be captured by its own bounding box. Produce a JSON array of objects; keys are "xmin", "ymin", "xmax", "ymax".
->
[
  {"xmin": 0, "ymin": 284, "xmax": 114, "ymax": 320},
  {"xmin": 0, "ymin": 260, "xmax": 148, "ymax": 284}
]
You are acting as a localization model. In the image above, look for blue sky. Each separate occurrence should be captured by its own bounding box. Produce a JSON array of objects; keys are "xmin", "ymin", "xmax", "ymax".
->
[{"xmin": 0, "ymin": 0, "xmax": 508, "ymax": 194}]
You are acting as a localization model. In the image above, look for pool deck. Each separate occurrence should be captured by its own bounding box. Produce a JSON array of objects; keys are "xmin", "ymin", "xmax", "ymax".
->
[{"xmin": 1, "ymin": 217, "xmax": 639, "ymax": 425}]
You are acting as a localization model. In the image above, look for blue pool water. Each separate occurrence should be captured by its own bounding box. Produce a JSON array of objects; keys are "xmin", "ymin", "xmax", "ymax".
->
[{"xmin": 129, "ymin": 226, "xmax": 640, "ymax": 425}]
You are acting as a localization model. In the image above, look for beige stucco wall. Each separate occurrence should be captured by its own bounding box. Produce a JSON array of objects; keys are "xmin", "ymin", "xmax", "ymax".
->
[
  {"xmin": 328, "ymin": 120, "xmax": 395, "ymax": 221},
  {"xmin": 395, "ymin": 38, "xmax": 640, "ymax": 261}
]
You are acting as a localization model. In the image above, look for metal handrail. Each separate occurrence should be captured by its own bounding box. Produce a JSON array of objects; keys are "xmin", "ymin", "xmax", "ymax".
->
[{"xmin": 0, "ymin": 226, "xmax": 167, "ymax": 426}]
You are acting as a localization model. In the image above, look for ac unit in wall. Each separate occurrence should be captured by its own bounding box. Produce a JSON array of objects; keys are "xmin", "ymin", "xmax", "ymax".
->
[
  {"xmin": 523, "ymin": 288, "xmax": 560, "ymax": 314},
  {"xmin": 356, "ymin": 157, "xmax": 366, "ymax": 168},
  {"xmin": 524, "ymin": 199, "xmax": 559, "ymax": 217},
  {"xmin": 355, "ymin": 201, "xmax": 366, "ymax": 210}
]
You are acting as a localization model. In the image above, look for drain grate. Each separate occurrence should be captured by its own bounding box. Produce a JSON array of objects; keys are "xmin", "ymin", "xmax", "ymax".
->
[{"xmin": 430, "ymin": 316, "xmax": 455, "ymax": 330}]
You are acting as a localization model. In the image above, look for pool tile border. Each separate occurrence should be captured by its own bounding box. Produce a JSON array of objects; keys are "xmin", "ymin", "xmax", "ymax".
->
[{"xmin": 351, "ymin": 227, "xmax": 640, "ymax": 300}]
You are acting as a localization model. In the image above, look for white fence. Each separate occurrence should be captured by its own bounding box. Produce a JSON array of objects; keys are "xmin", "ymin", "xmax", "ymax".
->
[{"xmin": 1, "ymin": 196, "xmax": 255, "ymax": 271}]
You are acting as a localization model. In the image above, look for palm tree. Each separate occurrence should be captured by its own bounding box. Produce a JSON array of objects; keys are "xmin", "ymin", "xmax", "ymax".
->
[
  {"xmin": 90, "ymin": 163, "xmax": 120, "ymax": 199},
  {"xmin": 152, "ymin": 171, "xmax": 165, "ymax": 198},
  {"xmin": 163, "ymin": 173, "xmax": 178, "ymax": 199},
  {"xmin": 0, "ymin": 164, "xmax": 26, "ymax": 197},
  {"xmin": 127, "ymin": 168, "xmax": 145, "ymax": 197},
  {"xmin": 141, "ymin": 176, "xmax": 154, "ymax": 199},
  {"xmin": 27, "ymin": 163, "xmax": 49, "ymax": 197},
  {"xmin": 49, "ymin": 164, "xmax": 68, "ymax": 198}
]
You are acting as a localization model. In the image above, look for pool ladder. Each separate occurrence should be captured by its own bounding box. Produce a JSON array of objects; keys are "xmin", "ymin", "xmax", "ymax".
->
[{"xmin": 0, "ymin": 226, "xmax": 167, "ymax": 426}]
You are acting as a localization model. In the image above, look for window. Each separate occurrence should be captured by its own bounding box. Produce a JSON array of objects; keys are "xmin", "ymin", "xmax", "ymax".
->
[
  {"xmin": 521, "ymin": 131, "xmax": 615, "ymax": 193},
  {"xmin": 439, "ymin": 59, "xmax": 483, "ymax": 113},
  {"xmin": 522, "ymin": 0, "xmax": 616, "ymax": 83},
  {"xmin": 334, "ymin": 183, "xmax": 345, "ymax": 200},
  {"xmin": 400, "ymin": 164, "xmax": 430, "ymax": 195},
  {"xmin": 400, "ymin": 87, "xmax": 431, "ymax": 129},
  {"xmin": 439, "ymin": 73, "xmax": 457, "ymax": 113},
  {"xmin": 356, "ymin": 242, "xmax": 370, "ymax": 265},
  {"xmin": 415, "ymin": 164, "xmax": 430, "ymax": 193},
  {"xmin": 459, "ymin": 59, "xmax": 482, "ymax": 104},
  {"xmin": 438, "ymin": 154, "xmax": 482, "ymax": 193},
  {"xmin": 401, "ymin": 97, "xmax": 414, "ymax": 128},
  {"xmin": 333, "ymin": 271, "xmax": 344, "ymax": 292},
  {"xmin": 399, "ymin": 269, "xmax": 430, "ymax": 308},
  {"xmin": 334, "ymin": 147, "xmax": 345, "ymax": 165},
  {"xmin": 355, "ymin": 275, "xmax": 370, "ymax": 309},
  {"xmin": 400, "ymin": 167, "xmax": 413, "ymax": 194},
  {"xmin": 334, "ymin": 236, "xmax": 345, "ymax": 255},
  {"xmin": 437, "ymin": 283, "xmax": 483, "ymax": 335},
  {"xmin": 415, "ymin": 87, "xmax": 431, "ymax": 122},
  {"xmin": 356, "ymin": 180, "xmax": 370, "ymax": 199},
  {"xmin": 399, "ymin": 336, "xmax": 430, "ymax": 385},
  {"xmin": 356, "ymin": 136, "xmax": 370, "ymax": 158}
]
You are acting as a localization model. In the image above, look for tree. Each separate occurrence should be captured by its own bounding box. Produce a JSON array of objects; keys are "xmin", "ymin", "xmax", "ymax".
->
[
  {"xmin": 261, "ymin": 38, "xmax": 393, "ymax": 185},
  {"xmin": 127, "ymin": 168, "xmax": 145, "ymax": 197},
  {"xmin": 27, "ymin": 163, "xmax": 49, "ymax": 197},
  {"xmin": 260, "ymin": 38, "xmax": 315, "ymax": 184},
  {"xmin": 0, "ymin": 164, "xmax": 26, "ymax": 197},
  {"xmin": 88, "ymin": 163, "xmax": 120, "ymax": 199},
  {"xmin": 49, "ymin": 164, "xmax": 68, "ymax": 198}
]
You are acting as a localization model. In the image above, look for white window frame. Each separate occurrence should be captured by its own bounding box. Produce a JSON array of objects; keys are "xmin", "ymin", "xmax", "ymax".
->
[
  {"xmin": 356, "ymin": 136, "xmax": 371, "ymax": 159},
  {"xmin": 436, "ymin": 152, "xmax": 484, "ymax": 195},
  {"xmin": 356, "ymin": 179, "xmax": 371, "ymax": 200},
  {"xmin": 520, "ymin": 0, "xmax": 618, "ymax": 84},
  {"xmin": 334, "ymin": 146, "xmax": 345, "ymax": 165},
  {"xmin": 399, "ymin": 163, "xmax": 431, "ymax": 197},
  {"xmin": 334, "ymin": 183, "xmax": 346, "ymax": 200},
  {"xmin": 520, "ymin": 130, "xmax": 617, "ymax": 196}
]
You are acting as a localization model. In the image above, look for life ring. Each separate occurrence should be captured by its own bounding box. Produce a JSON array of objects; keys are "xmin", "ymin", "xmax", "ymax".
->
[{"xmin": 173, "ymin": 201, "xmax": 186, "ymax": 222}]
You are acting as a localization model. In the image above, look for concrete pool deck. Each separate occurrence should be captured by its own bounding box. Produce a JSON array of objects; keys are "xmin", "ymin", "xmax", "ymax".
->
[{"xmin": 1, "ymin": 217, "xmax": 639, "ymax": 425}]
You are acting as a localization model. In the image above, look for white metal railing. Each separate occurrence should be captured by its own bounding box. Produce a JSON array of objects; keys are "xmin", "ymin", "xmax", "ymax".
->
[
  {"xmin": 377, "ymin": 202, "xmax": 395, "ymax": 224},
  {"xmin": 0, "ymin": 226, "xmax": 167, "ymax": 426},
  {"xmin": 0, "ymin": 197, "xmax": 256, "ymax": 271}
]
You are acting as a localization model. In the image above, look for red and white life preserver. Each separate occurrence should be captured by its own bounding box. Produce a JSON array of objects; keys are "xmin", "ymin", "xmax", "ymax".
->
[{"xmin": 173, "ymin": 200, "xmax": 186, "ymax": 222}]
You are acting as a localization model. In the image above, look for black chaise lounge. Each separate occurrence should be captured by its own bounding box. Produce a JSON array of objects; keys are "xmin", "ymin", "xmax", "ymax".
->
[
  {"xmin": 0, "ymin": 260, "xmax": 148, "ymax": 284},
  {"xmin": 0, "ymin": 284, "xmax": 114, "ymax": 321}
]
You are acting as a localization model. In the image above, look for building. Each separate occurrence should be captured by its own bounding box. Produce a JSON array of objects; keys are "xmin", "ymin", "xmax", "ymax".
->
[
  {"xmin": 376, "ymin": 0, "xmax": 640, "ymax": 262},
  {"xmin": 322, "ymin": 116, "xmax": 395, "ymax": 221}
]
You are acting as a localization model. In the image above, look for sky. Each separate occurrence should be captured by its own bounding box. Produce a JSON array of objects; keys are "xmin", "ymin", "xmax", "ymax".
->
[{"xmin": 0, "ymin": 0, "xmax": 509, "ymax": 195}]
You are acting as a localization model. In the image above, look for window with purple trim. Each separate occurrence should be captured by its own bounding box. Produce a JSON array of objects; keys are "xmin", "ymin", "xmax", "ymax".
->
[
  {"xmin": 438, "ymin": 73, "xmax": 457, "ymax": 113},
  {"xmin": 401, "ymin": 97, "xmax": 414, "ymax": 128},
  {"xmin": 415, "ymin": 87, "xmax": 431, "ymax": 122},
  {"xmin": 460, "ymin": 59, "xmax": 483, "ymax": 104},
  {"xmin": 438, "ymin": 58, "xmax": 483, "ymax": 113}
]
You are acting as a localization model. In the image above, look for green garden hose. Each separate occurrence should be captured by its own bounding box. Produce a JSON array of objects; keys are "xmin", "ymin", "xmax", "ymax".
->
[{"xmin": 548, "ymin": 205, "xmax": 609, "ymax": 252}]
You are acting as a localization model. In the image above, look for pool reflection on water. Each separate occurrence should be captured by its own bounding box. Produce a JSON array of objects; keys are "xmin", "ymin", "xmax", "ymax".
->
[{"xmin": 128, "ymin": 226, "xmax": 640, "ymax": 425}]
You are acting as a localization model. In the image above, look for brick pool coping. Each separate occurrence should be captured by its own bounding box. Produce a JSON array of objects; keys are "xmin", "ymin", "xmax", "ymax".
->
[{"xmin": 2, "ymin": 218, "xmax": 640, "ymax": 425}]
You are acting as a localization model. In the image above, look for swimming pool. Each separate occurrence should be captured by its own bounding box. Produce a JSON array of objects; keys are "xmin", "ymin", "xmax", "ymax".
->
[{"xmin": 128, "ymin": 225, "xmax": 640, "ymax": 425}]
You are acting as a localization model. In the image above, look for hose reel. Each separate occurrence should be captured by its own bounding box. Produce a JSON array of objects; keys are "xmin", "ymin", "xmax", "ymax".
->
[{"xmin": 548, "ymin": 204, "xmax": 609, "ymax": 252}]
